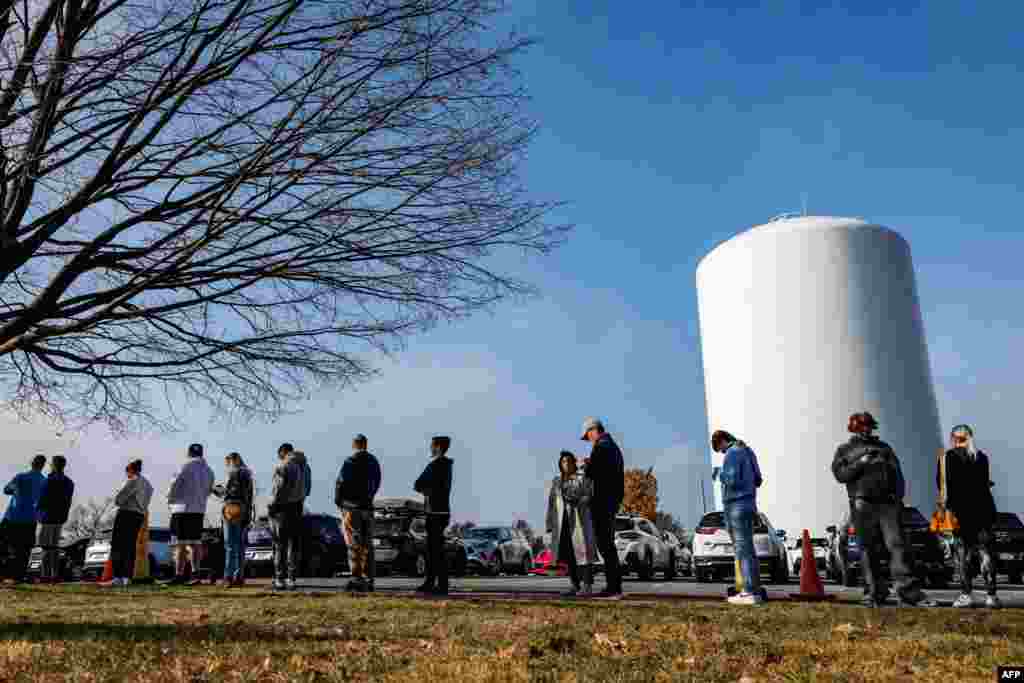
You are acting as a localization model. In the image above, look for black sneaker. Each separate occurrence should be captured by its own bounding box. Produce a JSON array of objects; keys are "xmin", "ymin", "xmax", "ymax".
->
[
  {"xmin": 896, "ymin": 587, "xmax": 935, "ymax": 607},
  {"xmin": 430, "ymin": 587, "xmax": 449, "ymax": 597},
  {"xmin": 415, "ymin": 583, "xmax": 434, "ymax": 594},
  {"xmin": 861, "ymin": 595, "xmax": 879, "ymax": 608},
  {"xmin": 594, "ymin": 590, "xmax": 623, "ymax": 601},
  {"xmin": 561, "ymin": 586, "xmax": 580, "ymax": 597},
  {"xmin": 161, "ymin": 576, "xmax": 187, "ymax": 587},
  {"xmin": 345, "ymin": 578, "xmax": 367, "ymax": 592}
]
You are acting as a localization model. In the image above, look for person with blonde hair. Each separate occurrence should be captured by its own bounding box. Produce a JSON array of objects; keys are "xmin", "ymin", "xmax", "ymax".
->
[{"xmin": 943, "ymin": 424, "xmax": 1000, "ymax": 609}]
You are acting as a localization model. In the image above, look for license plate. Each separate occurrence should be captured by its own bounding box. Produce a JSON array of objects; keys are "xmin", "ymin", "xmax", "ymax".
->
[
  {"xmin": 1000, "ymin": 553, "xmax": 1016, "ymax": 561},
  {"xmin": 372, "ymin": 538, "xmax": 381, "ymax": 546}
]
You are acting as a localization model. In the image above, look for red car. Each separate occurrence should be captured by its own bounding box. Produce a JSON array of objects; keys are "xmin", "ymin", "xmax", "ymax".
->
[{"xmin": 529, "ymin": 549, "xmax": 568, "ymax": 576}]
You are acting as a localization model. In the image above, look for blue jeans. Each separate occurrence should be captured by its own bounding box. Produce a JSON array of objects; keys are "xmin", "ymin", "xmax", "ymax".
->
[
  {"xmin": 725, "ymin": 499, "xmax": 761, "ymax": 593},
  {"xmin": 223, "ymin": 520, "xmax": 247, "ymax": 579}
]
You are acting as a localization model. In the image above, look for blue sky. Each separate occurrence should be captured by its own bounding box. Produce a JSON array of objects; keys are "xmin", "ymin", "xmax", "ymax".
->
[{"xmin": 4, "ymin": 1, "xmax": 1024, "ymax": 533}]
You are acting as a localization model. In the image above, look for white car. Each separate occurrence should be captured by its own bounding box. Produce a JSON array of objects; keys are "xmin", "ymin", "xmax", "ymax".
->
[
  {"xmin": 787, "ymin": 536, "xmax": 829, "ymax": 575},
  {"xmin": 691, "ymin": 510, "xmax": 790, "ymax": 584},
  {"xmin": 614, "ymin": 514, "xmax": 677, "ymax": 580}
]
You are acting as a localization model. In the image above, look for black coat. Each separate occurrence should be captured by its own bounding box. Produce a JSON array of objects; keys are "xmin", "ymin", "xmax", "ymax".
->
[
  {"xmin": 37, "ymin": 472, "xmax": 75, "ymax": 525},
  {"xmin": 584, "ymin": 434, "xmax": 624, "ymax": 515},
  {"xmin": 414, "ymin": 456, "xmax": 452, "ymax": 514},
  {"xmin": 832, "ymin": 435, "xmax": 905, "ymax": 503},
  {"xmin": 940, "ymin": 448, "xmax": 996, "ymax": 532}
]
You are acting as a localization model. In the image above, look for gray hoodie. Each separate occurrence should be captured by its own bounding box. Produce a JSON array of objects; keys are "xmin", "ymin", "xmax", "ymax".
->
[
  {"xmin": 115, "ymin": 475, "xmax": 154, "ymax": 516},
  {"xmin": 271, "ymin": 452, "xmax": 308, "ymax": 507},
  {"xmin": 167, "ymin": 457, "xmax": 215, "ymax": 515}
]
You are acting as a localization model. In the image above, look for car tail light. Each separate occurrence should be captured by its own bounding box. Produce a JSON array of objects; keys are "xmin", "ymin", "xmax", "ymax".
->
[
  {"xmin": 695, "ymin": 527, "xmax": 719, "ymax": 535},
  {"xmin": 847, "ymin": 527, "xmax": 856, "ymax": 536}
]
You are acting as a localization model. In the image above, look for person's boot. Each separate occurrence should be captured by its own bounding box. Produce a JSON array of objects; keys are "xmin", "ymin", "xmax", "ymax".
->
[
  {"xmin": 985, "ymin": 594, "xmax": 1002, "ymax": 609},
  {"xmin": 896, "ymin": 583, "xmax": 935, "ymax": 607},
  {"xmin": 581, "ymin": 565, "xmax": 594, "ymax": 596},
  {"xmin": 415, "ymin": 582, "xmax": 434, "ymax": 593},
  {"xmin": 560, "ymin": 583, "xmax": 580, "ymax": 597}
]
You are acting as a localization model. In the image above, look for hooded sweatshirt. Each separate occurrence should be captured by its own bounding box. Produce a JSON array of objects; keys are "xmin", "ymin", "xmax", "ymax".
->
[
  {"xmin": 271, "ymin": 452, "xmax": 308, "ymax": 508},
  {"xmin": 3, "ymin": 469, "xmax": 46, "ymax": 523},
  {"xmin": 115, "ymin": 475, "xmax": 155, "ymax": 515},
  {"xmin": 167, "ymin": 457, "xmax": 215, "ymax": 515}
]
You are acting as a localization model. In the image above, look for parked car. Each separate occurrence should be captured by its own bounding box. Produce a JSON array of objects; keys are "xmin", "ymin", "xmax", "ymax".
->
[
  {"xmin": 825, "ymin": 506, "xmax": 952, "ymax": 588},
  {"xmin": 691, "ymin": 511, "xmax": 790, "ymax": 583},
  {"xmin": 614, "ymin": 514, "xmax": 676, "ymax": 580},
  {"xmin": 27, "ymin": 536, "xmax": 92, "ymax": 582},
  {"xmin": 372, "ymin": 498, "xmax": 466, "ymax": 577},
  {"xmin": 244, "ymin": 514, "xmax": 349, "ymax": 578},
  {"xmin": 528, "ymin": 548, "xmax": 568, "ymax": 576},
  {"xmin": 663, "ymin": 531, "xmax": 692, "ymax": 577},
  {"xmin": 81, "ymin": 526, "xmax": 175, "ymax": 581},
  {"xmin": 462, "ymin": 525, "xmax": 532, "ymax": 576},
  {"xmin": 787, "ymin": 535, "xmax": 829, "ymax": 575},
  {"xmin": 993, "ymin": 512, "xmax": 1024, "ymax": 584}
]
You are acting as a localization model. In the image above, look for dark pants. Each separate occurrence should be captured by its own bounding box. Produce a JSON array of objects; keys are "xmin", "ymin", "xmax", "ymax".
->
[
  {"xmin": 3, "ymin": 521, "xmax": 36, "ymax": 581},
  {"xmin": 111, "ymin": 510, "xmax": 145, "ymax": 579},
  {"xmin": 591, "ymin": 508, "xmax": 621, "ymax": 593},
  {"xmin": 956, "ymin": 528, "xmax": 997, "ymax": 596},
  {"xmin": 270, "ymin": 503, "xmax": 302, "ymax": 581},
  {"xmin": 851, "ymin": 499, "xmax": 916, "ymax": 599},
  {"xmin": 423, "ymin": 514, "xmax": 450, "ymax": 591}
]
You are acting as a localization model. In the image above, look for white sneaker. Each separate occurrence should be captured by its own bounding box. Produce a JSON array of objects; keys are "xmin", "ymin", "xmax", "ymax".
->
[
  {"xmin": 727, "ymin": 591, "xmax": 763, "ymax": 606},
  {"xmin": 952, "ymin": 593, "xmax": 974, "ymax": 608},
  {"xmin": 285, "ymin": 578, "xmax": 297, "ymax": 591},
  {"xmin": 985, "ymin": 595, "xmax": 1002, "ymax": 610}
]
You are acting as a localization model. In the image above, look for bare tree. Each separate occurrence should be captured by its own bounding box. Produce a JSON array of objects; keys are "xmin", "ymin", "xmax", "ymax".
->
[
  {"xmin": 0, "ymin": 0, "xmax": 566, "ymax": 432},
  {"xmin": 64, "ymin": 495, "xmax": 115, "ymax": 539}
]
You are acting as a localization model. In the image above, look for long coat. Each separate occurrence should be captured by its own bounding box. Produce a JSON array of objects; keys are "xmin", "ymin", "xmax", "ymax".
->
[
  {"xmin": 545, "ymin": 474, "xmax": 598, "ymax": 565},
  {"xmin": 942, "ymin": 448, "xmax": 997, "ymax": 533}
]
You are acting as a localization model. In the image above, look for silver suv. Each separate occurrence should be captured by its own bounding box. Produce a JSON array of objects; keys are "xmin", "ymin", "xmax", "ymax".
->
[
  {"xmin": 614, "ymin": 515, "xmax": 676, "ymax": 580},
  {"xmin": 82, "ymin": 527, "xmax": 174, "ymax": 580}
]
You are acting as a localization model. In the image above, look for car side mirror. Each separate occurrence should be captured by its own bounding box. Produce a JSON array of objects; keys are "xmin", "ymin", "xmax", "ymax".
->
[{"xmin": 825, "ymin": 525, "xmax": 836, "ymax": 534}]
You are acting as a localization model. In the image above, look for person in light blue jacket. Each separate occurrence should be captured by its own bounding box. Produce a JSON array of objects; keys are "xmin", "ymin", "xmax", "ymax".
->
[{"xmin": 712, "ymin": 430, "xmax": 763, "ymax": 605}]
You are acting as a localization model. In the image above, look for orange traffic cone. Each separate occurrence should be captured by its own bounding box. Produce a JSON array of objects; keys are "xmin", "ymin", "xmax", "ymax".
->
[
  {"xmin": 790, "ymin": 529, "xmax": 834, "ymax": 602},
  {"xmin": 100, "ymin": 558, "xmax": 113, "ymax": 583}
]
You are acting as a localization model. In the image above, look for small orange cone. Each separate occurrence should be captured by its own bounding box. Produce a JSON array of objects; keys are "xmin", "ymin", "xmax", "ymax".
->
[
  {"xmin": 790, "ymin": 529, "xmax": 834, "ymax": 602},
  {"xmin": 100, "ymin": 558, "xmax": 113, "ymax": 583}
]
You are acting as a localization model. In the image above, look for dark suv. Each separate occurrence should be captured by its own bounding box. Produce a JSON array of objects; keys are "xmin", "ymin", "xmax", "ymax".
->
[
  {"xmin": 244, "ymin": 514, "xmax": 348, "ymax": 578},
  {"xmin": 373, "ymin": 501, "xmax": 467, "ymax": 577},
  {"xmin": 826, "ymin": 506, "xmax": 952, "ymax": 588}
]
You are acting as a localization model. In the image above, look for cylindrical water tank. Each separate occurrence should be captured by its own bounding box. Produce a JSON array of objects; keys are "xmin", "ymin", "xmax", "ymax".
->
[{"xmin": 696, "ymin": 216, "xmax": 942, "ymax": 536}]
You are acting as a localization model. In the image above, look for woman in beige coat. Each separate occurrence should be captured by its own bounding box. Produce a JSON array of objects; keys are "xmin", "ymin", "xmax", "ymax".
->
[{"xmin": 546, "ymin": 451, "xmax": 598, "ymax": 596}]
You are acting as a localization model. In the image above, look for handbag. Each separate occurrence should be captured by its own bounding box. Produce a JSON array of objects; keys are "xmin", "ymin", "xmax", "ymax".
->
[
  {"xmin": 223, "ymin": 502, "xmax": 243, "ymax": 523},
  {"xmin": 930, "ymin": 447, "xmax": 959, "ymax": 533}
]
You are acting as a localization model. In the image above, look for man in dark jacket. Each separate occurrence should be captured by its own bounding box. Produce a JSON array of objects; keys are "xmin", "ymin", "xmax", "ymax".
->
[
  {"xmin": 413, "ymin": 435, "xmax": 453, "ymax": 595},
  {"xmin": 335, "ymin": 434, "xmax": 382, "ymax": 592},
  {"xmin": 581, "ymin": 417, "xmax": 624, "ymax": 599},
  {"xmin": 36, "ymin": 456, "xmax": 75, "ymax": 583},
  {"xmin": 943, "ymin": 424, "xmax": 1000, "ymax": 609},
  {"xmin": 832, "ymin": 412, "xmax": 930, "ymax": 607}
]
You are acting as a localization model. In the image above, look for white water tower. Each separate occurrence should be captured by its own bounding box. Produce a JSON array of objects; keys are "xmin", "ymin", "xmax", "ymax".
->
[{"xmin": 696, "ymin": 215, "xmax": 942, "ymax": 535}]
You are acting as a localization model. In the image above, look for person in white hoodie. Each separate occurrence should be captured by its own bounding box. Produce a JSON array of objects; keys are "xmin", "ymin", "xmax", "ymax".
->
[
  {"xmin": 105, "ymin": 459, "xmax": 154, "ymax": 586},
  {"xmin": 164, "ymin": 443, "xmax": 215, "ymax": 586}
]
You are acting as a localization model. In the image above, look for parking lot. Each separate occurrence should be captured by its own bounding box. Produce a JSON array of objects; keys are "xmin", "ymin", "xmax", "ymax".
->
[{"xmin": 271, "ymin": 573, "xmax": 1024, "ymax": 607}]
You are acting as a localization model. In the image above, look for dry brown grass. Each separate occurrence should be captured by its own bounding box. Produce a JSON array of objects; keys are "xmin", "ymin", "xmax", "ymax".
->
[{"xmin": 0, "ymin": 584, "xmax": 1021, "ymax": 681}]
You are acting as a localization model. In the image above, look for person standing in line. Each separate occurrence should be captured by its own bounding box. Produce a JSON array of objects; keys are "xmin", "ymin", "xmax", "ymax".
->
[
  {"xmin": 712, "ymin": 430, "xmax": 764, "ymax": 606},
  {"xmin": 335, "ymin": 434, "xmax": 381, "ymax": 592},
  {"xmin": 2, "ymin": 455, "xmax": 47, "ymax": 584},
  {"xmin": 165, "ymin": 443, "xmax": 215, "ymax": 587},
  {"xmin": 832, "ymin": 412, "xmax": 931, "ymax": 608},
  {"xmin": 581, "ymin": 417, "xmax": 624, "ymax": 600},
  {"xmin": 269, "ymin": 447, "xmax": 308, "ymax": 591},
  {"xmin": 106, "ymin": 460, "xmax": 154, "ymax": 586},
  {"xmin": 546, "ymin": 451, "xmax": 597, "ymax": 597},
  {"xmin": 36, "ymin": 455, "xmax": 75, "ymax": 583},
  {"xmin": 214, "ymin": 452, "xmax": 255, "ymax": 588},
  {"xmin": 278, "ymin": 443, "xmax": 312, "ymax": 511},
  {"xmin": 414, "ymin": 436, "xmax": 453, "ymax": 596},
  {"xmin": 943, "ymin": 425, "xmax": 1001, "ymax": 609}
]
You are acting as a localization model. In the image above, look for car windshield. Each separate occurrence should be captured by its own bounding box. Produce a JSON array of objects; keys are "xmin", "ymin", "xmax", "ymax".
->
[
  {"xmin": 374, "ymin": 519, "xmax": 407, "ymax": 537},
  {"xmin": 901, "ymin": 508, "xmax": 928, "ymax": 527},
  {"xmin": 247, "ymin": 526, "xmax": 273, "ymax": 545},
  {"xmin": 997, "ymin": 513, "xmax": 1024, "ymax": 529},
  {"xmin": 465, "ymin": 528, "xmax": 502, "ymax": 541},
  {"xmin": 614, "ymin": 518, "xmax": 635, "ymax": 532}
]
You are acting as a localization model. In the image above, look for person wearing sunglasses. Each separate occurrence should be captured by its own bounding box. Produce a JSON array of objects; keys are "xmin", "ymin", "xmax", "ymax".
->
[{"xmin": 943, "ymin": 425, "xmax": 1000, "ymax": 609}]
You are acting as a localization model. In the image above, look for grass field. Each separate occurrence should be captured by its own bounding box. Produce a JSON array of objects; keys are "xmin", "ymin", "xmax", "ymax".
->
[{"xmin": 0, "ymin": 585, "xmax": 1021, "ymax": 682}]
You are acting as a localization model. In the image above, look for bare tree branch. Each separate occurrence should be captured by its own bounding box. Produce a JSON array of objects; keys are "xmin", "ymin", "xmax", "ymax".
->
[{"xmin": 0, "ymin": 0, "xmax": 568, "ymax": 432}]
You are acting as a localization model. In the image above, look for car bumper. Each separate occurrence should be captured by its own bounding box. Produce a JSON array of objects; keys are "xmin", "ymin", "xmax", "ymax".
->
[{"xmin": 694, "ymin": 556, "xmax": 778, "ymax": 572}]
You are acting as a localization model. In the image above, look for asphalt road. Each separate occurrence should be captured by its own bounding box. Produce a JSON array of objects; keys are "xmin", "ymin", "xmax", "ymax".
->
[{"xmin": 275, "ymin": 573, "xmax": 1024, "ymax": 608}]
